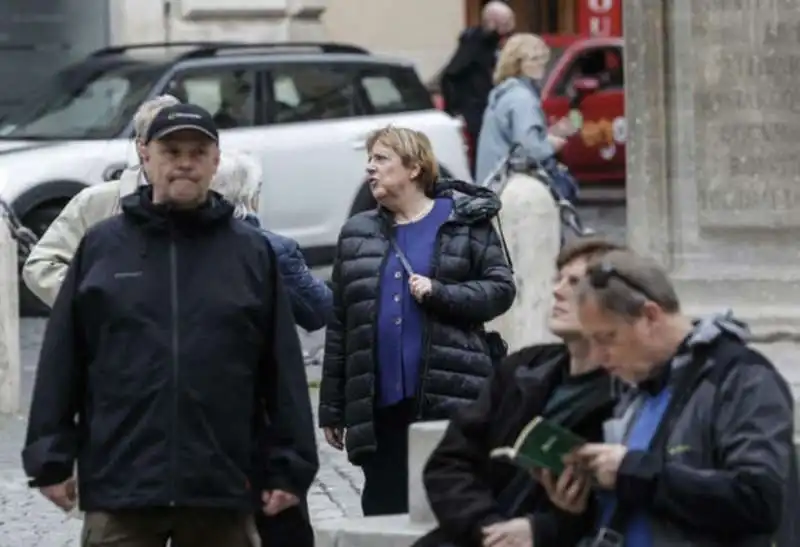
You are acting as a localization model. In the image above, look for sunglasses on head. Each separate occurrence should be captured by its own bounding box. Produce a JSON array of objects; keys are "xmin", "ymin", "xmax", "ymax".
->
[{"xmin": 586, "ymin": 261, "xmax": 657, "ymax": 303}]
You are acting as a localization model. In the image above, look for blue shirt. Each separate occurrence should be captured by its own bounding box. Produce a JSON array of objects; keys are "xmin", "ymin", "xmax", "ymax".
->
[
  {"xmin": 376, "ymin": 198, "xmax": 452, "ymax": 407},
  {"xmin": 597, "ymin": 387, "xmax": 673, "ymax": 547}
]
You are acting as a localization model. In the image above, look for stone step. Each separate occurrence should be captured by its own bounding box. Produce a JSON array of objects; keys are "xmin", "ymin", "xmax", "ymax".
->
[{"xmin": 314, "ymin": 514, "xmax": 434, "ymax": 547}]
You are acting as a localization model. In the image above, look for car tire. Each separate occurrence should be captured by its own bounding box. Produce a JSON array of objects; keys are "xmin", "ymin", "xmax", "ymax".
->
[{"xmin": 18, "ymin": 203, "xmax": 65, "ymax": 317}]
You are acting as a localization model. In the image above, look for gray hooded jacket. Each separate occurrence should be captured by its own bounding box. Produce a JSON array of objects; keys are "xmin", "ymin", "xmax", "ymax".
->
[{"xmin": 474, "ymin": 77, "xmax": 554, "ymax": 185}]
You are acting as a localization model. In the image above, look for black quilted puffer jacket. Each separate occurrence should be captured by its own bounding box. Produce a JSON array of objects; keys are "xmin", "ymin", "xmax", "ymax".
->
[{"xmin": 318, "ymin": 179, "xmax": 516, "ymax": 463}]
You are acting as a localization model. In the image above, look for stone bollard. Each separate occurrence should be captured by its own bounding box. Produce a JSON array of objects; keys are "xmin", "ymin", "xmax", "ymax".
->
[
  {"xmin": 486, "ymin": 171, "xmax": 561, "ymax": 353},
  {"xmin": 0, "ymin": 222, "xmax": 20, "ymax": 414},
  {"xmin": 314, "ymin": 421, "xmax": 448, "ymax": 547},
  {"xmin": 407, "ymin": 421, "xmax": 448, "ymax": 524}
]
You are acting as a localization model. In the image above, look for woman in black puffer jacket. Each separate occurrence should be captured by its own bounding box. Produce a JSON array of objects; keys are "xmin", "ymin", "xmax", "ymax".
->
[{"xmin": 319, "ymin": 126, "xmax": 516, "ymax": 517}]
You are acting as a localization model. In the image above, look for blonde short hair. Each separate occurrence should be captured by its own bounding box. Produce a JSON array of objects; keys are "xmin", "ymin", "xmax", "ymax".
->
[
  {"xmin": 132, "ymin": 94, "xmax": 181, "ymax": 139},
  {"xmin": 211, "ymin": 151, "xmax": 263, "ymax": 219},
  {"xmin": 365, "ymin": 126, "xmax": 439, "ymax": 192},
  {"xmin": 493, "ymin": 33, "xmax": 550, "ymax": 85}
]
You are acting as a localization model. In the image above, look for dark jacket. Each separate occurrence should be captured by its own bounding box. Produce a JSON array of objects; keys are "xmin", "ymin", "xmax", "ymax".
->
[
  {"xmin": 318, "ymin": 179, "xmax": 515, "ymax": 463},
  {"xmin": 581, "ymin": 314, "xmax": 800, "ymax": 547},
  {"xmin": 22, "ymin": 186, "xmax": 318, "ymax": 512},
  {"xmin": 441, "ymin": 27, "xmax": 501, "ymax": 138},
  {"xmin": 417, "ymin": 344, "xmax": 617, "ymax": 547},
  {"xmin": 244, "ymin": 214, "xmax": 332, "ymax": 332}
]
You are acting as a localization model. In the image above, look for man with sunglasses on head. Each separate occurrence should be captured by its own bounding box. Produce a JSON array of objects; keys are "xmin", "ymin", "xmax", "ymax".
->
[
  {"xmin": 416, "ymin": 237, "xmax": 624, "ymax": 547},
  {"xmin": 560, "ymin": 249, "xmax": 799, "ymax": 547}
]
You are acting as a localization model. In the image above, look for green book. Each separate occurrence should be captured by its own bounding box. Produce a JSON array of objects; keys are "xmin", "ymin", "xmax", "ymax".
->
[{"xmin": 489, "ymin": 416, "xmax": 586, "ymax": 475}]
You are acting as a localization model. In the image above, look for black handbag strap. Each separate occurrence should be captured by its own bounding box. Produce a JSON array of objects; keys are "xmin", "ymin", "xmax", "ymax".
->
[{"xmin": 388, "ymin": 234, "xmax": 415, "ymax": 277}]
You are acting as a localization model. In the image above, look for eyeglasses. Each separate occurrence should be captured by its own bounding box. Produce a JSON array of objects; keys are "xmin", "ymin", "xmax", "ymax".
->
[{"xmin": 586, "ymin": 261, "xmax": 657, "ymax": 303}]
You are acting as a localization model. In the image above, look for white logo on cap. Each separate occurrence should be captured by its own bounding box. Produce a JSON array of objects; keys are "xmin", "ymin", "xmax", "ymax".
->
[{"xmin": 167, "ymin": 112, "xmax": 203, "ymax": 120}]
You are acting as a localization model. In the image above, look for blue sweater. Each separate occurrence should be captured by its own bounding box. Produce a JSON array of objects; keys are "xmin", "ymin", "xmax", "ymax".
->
[
  {"xmin": 597, "ymin": 386, "xmax": 673, "ymax": 547},
  {"xmin": 376, "ymin": 198, "xmax": 452, "ymax": 407}
]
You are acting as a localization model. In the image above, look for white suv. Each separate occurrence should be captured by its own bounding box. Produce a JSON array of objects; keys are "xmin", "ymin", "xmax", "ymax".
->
[{"xmin": 0, "ymin": 42, "xmax": 471, "ymax": 314}]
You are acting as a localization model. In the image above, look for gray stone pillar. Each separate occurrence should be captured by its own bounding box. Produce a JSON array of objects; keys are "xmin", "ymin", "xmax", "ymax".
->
[{"xmin": 623, "ymin": 0, "xmax": 800, "ymax": 371}]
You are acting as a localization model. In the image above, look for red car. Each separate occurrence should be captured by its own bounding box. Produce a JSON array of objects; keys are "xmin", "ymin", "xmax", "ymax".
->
[{"xmin": 540, "ymin": 35, "xmax": 625, "ymax": 187}]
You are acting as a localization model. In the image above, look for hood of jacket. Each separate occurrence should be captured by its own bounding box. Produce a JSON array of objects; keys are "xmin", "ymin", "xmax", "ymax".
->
[
  {"xmin": 121, "ymin": 185, "xmax": 234, "ymax": 233},
  {"xmin": 687, "ymin": 309, "xmax": 751, "ymax": 348},
  {"xmin": 433, "ymin": 178, "xmax": 501, "ymax": 224},
  {"xmin": 486, "ymin": 76, "xmax": 538, "ymax": 111}
]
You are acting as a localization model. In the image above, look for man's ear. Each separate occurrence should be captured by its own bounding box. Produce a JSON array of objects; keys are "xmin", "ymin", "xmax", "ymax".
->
[
  {"xmin": 138, "ymin": 140, "xmax": 151, "ymax": 163},
  {"xmin": 641, "ymin": 300, "xmax": 663, "ymax": 323}
]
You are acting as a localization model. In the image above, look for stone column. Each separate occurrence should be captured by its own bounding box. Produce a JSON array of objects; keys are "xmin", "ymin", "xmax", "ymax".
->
[
  {"xmin": 0, "ymin": 223, "xmax": 20, "ymax": 414},
  {"xmin": 623, "ymin": 0, "xmax": 800, "ymax": 389}
]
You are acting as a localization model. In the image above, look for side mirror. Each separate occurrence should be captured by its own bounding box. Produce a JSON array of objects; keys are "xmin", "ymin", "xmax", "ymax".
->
[{"xmin": 572, "ymin": 77, "xmax": 600, "ymax": 96}]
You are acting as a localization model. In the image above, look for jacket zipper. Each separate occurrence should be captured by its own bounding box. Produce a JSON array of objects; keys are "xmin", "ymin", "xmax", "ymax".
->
[
  {"xmin": 414, "ymin": 221, "xmax": 448, "ymax": 418},
  {"xmin": 169, "ymin": 232, "xmax": 180, "ymax": 506}
]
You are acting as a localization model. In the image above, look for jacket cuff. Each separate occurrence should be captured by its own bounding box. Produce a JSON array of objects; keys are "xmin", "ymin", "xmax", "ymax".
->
[
  {"xmin": 470, "ymin": 514, "xmax": 505, "ymax": 544},
  {"xmin": 28, "ymin": 465, "xmax": 73, "ymax": 488},
  {"xmin": 616, "ymin": 449, "xmax": 660, "ymax": 507},
  {"xmin": 260, "ymin": 474, "xmax": 302, "ymax": 498}
]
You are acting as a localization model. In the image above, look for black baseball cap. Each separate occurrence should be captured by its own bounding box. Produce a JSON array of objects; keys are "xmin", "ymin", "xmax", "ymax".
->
[{"xmin": 145, "ymin": 103, "xmax": 219, "ymax": 144}]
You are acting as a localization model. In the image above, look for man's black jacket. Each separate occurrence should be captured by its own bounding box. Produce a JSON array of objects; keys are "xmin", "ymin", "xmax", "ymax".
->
[
  {"xmin": 416, "ymin": 344, "xmax": 617, "ymax": 547},
  {"xmin": 22, "ymin": 186, "xmax": 318, "ymax": 511},
  {"xmin": 441, "ymin": 27, "xmax": 500, "ymax": 138}
]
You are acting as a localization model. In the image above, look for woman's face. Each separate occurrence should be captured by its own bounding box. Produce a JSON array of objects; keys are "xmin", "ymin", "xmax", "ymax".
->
[
  {"xmin": 520, "ymin": 49, "xmax": 550, "ymax": 81},
  {"xmin": 366, "ymin": 142, "xmax": 419, "ymax": 203}
]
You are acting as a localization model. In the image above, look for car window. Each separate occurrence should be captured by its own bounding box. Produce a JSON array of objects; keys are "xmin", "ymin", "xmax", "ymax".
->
[
  {"xmin": 0, "ymin": 63, "xmax": 162, "ymax": 140},
  {"xmin": 553, "ymin": 46, "xmax": 624, "ymax": 96},
  {"xmin": 269, "ymin": 64, "xmax": 358, "ymax": 123},
  {"xmin": 165, "ymin": 68, "xmax": 258, "ymax": 129},
  {"xmin": 357, "ymin": 66, "xmax": 432, "ymax": 114}
]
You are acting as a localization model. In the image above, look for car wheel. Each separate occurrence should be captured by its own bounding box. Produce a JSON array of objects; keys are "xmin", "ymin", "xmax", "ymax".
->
[
  {"xmin": 348, "ymin": 181, "xmax": 377, "ymax": 217},
  {"xmin": 18, "ymin": 203, "xmax": 65, "ymax": 317}
]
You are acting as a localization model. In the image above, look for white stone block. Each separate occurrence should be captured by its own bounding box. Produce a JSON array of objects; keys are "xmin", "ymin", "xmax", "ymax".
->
[
  {"xmin": 314, "ymin": 514, "xmax": 435, "ymax": 547},
  {"xmin": 0, "ymin": 224, "xmax": 20, "ymax": 414},
  {"xmin": 408, "ymin": 420, "xmax": 447, "ymax": 524},
  {"xmin": 486, "ymin": 172, "xmax": 561, "ymax": 353}
]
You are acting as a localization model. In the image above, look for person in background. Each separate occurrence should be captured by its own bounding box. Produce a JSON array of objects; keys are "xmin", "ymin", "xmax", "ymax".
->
[
  {"xmin": 441, "ymin": 0, "xmax": 515, "ymax": 172},
  {"xmin": 210, "ymin": 151, "xmax": 328, "ymax": 547},
  {"xmin": 475, "ymin": 33, "xmax": 572, "ymax": 195},
  {"xmin": 562, "ymin": 250, "xmax": 800, "ymax": 547},
  {"xmin": 319, "ymin": 125, "xmax": 515, "ymax": 517},
  {"xmin": 22, "ymin": 103, "xmax": 317, "ymax": 546},
  {"xmin": 211, "ymin": 151, "xmax": 332, "ymax": 333},
  {"xmin": 416, "ymin": 237, "xmax": 624, "ymax": 547},
  {"xmin": 22, "ymin": 94, "xmax": 181, "ymax": 307}
]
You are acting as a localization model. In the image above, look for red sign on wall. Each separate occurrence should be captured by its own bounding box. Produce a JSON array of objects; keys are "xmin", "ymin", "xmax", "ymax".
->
[{"xmin": 576, "ymin": 0, "xmax": 622, "ymax": 37}]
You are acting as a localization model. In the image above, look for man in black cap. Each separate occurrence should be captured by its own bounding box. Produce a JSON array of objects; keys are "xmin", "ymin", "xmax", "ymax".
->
[{"xmin": 22, "ymin": 103, "xmax": 318, "ymax": 547}]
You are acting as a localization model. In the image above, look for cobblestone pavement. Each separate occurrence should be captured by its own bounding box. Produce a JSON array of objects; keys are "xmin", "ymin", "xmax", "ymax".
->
[{"xmin": 0, "ymin": 205, "xmax": 625, "ymax": 546}]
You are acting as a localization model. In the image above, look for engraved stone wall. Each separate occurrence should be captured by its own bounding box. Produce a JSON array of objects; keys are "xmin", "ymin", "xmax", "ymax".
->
[{"xmin": 691, "ymin": 1, "xmax": 800, "ymax": 229}]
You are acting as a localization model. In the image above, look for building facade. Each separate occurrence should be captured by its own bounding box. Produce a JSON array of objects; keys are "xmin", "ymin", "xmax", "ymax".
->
[{"xmin": 0, "ymin": 0, "xmax": 621, "ymax": 113}]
